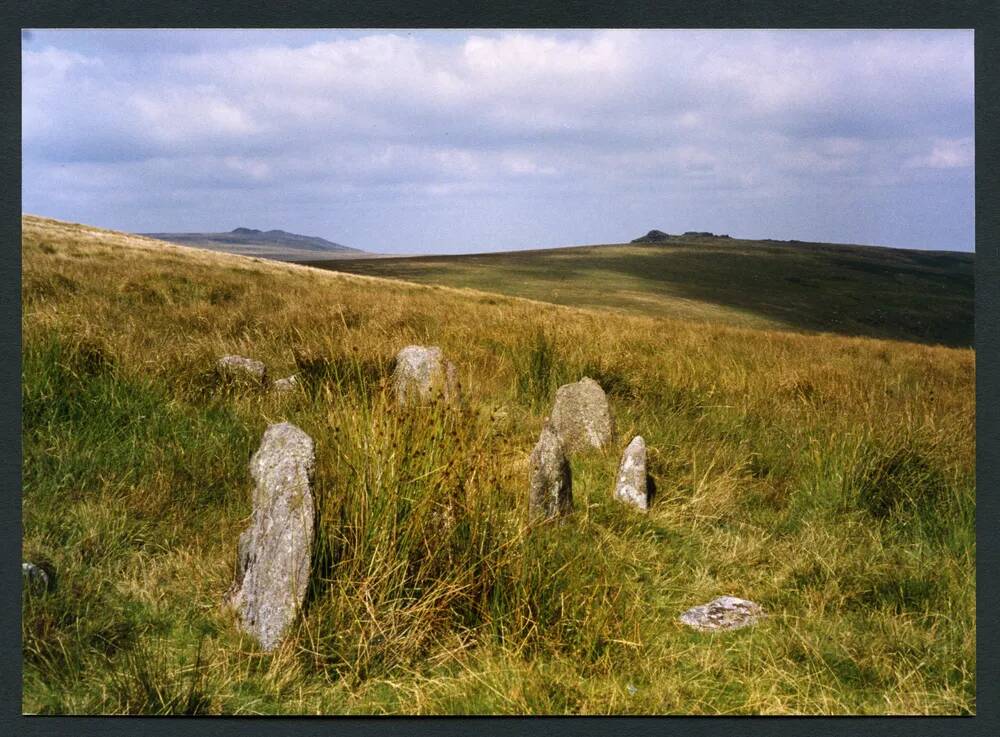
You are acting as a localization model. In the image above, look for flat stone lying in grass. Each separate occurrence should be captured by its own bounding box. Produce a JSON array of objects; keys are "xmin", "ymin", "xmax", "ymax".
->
[
  {"xmin": 217, "ymin": 355, "xmax": 267, "ymax": 384},
  {"xmin": 614, "ymin": 435, "xmax": 649, "ymax": 511},
  {"xmin": 679, "ymin": 596, "xmax": 763, "ymax": 631},
  {"xmin": 549, "ymin": 377, "xmax": 613, "ymax": 452},
  {"xmin": 272, "ymin": 375, "xmax": 298, "ymax": 393},
  {"xmin": 227, "ymin": 422, "xmax": 315, "ymax": 652},
  {"xmin": 391, "ymin": 345, "xmax": 459, "ymax": 404},
  {"xmin": 22, "ymin": 561, "xmax": 54, "ymax": 594},
  {"xmin": 528, "ymin": 422, "xmax": 573, "ymax": 522}
]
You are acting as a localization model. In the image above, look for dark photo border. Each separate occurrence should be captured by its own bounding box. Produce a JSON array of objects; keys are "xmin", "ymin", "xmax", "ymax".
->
[{"xmin": 3, "ymin": 2, "xmax": 997, "ymax": 736}]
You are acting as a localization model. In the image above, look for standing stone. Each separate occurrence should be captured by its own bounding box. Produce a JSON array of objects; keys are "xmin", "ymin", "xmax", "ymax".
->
[
  {"xmin": 528, "ymin": 422, "xmax": 573, "ymax": 522},
  {"xmin": 217, "ymin": 355, "xmax": 267, "ymax": 385},
  {"xmin": 614, "ymin": 435, "xmax": 649, "ymax": 511},
  {"xmin": 391, "ymin": 345, "xmax": 459, "ymax": 404},
  {"xmin": 272, "ymin": 375, "xmax": 298, "ymax": 393},
  {"xmin": 679, "ymin": 596, "xmax": 764, "ymax": 632},
  {"xmin": 227, "ymin": 422, "xmax": 315, "ymax": 651},
  {"xmin": 549, "ymin": 377, "xmax": 613, "ymax": 452}
]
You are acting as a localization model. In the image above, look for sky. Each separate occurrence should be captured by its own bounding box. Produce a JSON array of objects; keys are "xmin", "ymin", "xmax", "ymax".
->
[{"xmin": 21, "ymin": 29, "xmax": 974, "ymax": 254}]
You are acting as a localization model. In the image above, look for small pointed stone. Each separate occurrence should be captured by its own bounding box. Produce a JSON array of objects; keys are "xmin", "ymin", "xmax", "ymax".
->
[
  {"xmin": 528, "ymin": 422, "xmax": 573, "ymax": 522},
  {"xmin": 614, "ymin": 435, "xmax": 649, "ymax": 511}
]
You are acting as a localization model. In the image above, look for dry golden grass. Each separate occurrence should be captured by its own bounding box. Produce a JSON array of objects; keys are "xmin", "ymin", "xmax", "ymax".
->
[{"xmin": 21, "ymin": 215, "xmax": 974, "ymax": 714}]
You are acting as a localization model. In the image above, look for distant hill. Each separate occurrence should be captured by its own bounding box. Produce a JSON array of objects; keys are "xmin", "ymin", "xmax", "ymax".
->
[
  {"xmin": 306, "ymin": 234, "xmax": 973, "ymax": 347},
  {"xmin": 140, "ymin": 227, "xmax": 365, "ymax": 261}
]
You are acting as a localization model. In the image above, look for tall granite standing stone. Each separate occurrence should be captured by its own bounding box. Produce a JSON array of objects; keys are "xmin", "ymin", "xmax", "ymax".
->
[
  {"xmin": 226, "ymin": 422, "xmax": 315, "ymax": 651},
  {"xmin": 217, "ymin": 355, "xmax": 267, "ymax": 385},
  {"xmin": 549, "ymin": 377, "xmax": 613, "ymax": 452},
  {"xmin": 614, "ymin": 435, "xmax": 649, "ymax": 511},
  {"xmin": 391, "ymin": 345, "xmax": 459, "ymax": 405},
  {"xmin": 528, "ymin": 423, "xmax": 573, "ymax": 522}
]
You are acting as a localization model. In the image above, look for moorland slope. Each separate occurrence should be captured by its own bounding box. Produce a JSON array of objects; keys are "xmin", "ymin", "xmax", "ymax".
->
[
  {"xmin": 21, "ymin": 215, "xmax": 974, "ymax": 714},
  {"xmin": 309, "ymin": 235, "xmax": 973, "ymax": 346}
]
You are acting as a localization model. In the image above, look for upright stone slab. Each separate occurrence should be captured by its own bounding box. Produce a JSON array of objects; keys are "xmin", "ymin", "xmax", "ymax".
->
[
  {"xmin": 549, "ymin": 377, "xmax": 613, "ymax": 452},
  {"xmin": 391, "ymin": 345, "xmax": 459, "ymax": 404},
  {"xmin": 528, "ymin": 423, "xmax": 573, "ymax": 522},
  {"xmin": 217, "ymin": 355, "xmax": 267, "ymax": 385},
  {"xmin": 227, "ymin": 422, "xmax": 315, "ymax": 651},
  {"xmin": 614, "ymin": 435, "xmax": 649, "ymax": 511}
]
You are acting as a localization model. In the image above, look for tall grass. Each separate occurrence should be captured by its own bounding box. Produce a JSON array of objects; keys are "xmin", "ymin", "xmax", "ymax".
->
[{"xmin": 20, "ymin": 215, "xmax": 975, "ymax": 714}]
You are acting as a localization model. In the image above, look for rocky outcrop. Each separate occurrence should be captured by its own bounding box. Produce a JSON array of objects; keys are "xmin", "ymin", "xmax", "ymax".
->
[{"xmin": 631, "ymin": 229, "xmax": 672, "ymax": 244}]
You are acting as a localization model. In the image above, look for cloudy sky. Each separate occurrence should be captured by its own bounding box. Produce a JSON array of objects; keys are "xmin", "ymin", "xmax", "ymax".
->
[{"xmin": 22, "ymin": 29, "xmax": 974, "ymax": 253}]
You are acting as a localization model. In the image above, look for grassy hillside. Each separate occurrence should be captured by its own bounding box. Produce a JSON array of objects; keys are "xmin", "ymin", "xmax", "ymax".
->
[
  {"xmin": 22, "ymin": 215, "xmax": 975, "ymax": 714},
  {"xmin": 308, "ymin": 237, "xmax": 974, "ymax": 347}
]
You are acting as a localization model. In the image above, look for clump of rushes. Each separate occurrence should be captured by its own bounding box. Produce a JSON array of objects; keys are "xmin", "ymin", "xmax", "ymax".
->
[{"xmin": 514, "ymin": 329, "xmax": 561, "ymax": 410}]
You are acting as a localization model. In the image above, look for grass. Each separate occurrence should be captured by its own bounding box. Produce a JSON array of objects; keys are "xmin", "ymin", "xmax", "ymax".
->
[
  {"xmin": 308, "ymin": 237, "xmax": 974, "ymax": 347},
  {"xmin": 21, "ymin": 214, "xmax": 975, "ymax": 714}
]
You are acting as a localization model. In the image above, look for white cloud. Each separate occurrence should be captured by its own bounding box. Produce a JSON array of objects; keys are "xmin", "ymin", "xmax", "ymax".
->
[
  {"xmin": 905, "ymin": 137, "xmax": 974, "ymax": 169},
  {"xmin": 21, "ymin": 29, "xmax": 975, "ymax": 252}
]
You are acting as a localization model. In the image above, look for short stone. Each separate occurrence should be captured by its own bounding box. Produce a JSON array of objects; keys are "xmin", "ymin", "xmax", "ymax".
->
[
  {"xmin": 614, "ymin": 435, "xmax": 649, "ymax": 510},
  {"xmin": 272, "ymin": 375, "xmax": 298, "ymax": 393},
  {"xmin": 227, "ymin": 422, "xmax": 315, "ymax": 651},
  {"xmin": 679, "ymin": 596, "xmax": 763, "ymax": 631},
  {"xmin": 217, "ymin": 355, "xmax": 267, "ymax": 384},
  {"xmin": 549, "ymin": 377, "xmax": 613, "ymax": 452},
  {"xmin": 528, "ymin": 422, "xmax": 573, "ymax": 522},
  {"xmin": 391, "ymin": 345, "xmax": 459, "ymax": 404},
  {"xmin": 22, "ymin": 561, "xmax": 54, "ymax": 594}
]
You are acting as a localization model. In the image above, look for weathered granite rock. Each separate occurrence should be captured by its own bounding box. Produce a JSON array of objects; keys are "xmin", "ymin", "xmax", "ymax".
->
[
  {"xmin": 22, "ymin": 561, "xmax": 55, "ymax": 594},
  {"xmin": 679, "ymin": 596, "xmax": 763, "ymax": 631},
  {"xmin": 614, "ymin": 435, "xmax": 649, "ymax": 511},
  {"xmin": 631, "ymin": 229, "xmax": 672, "ymax": 243},
  {"xmin": 391, "ymin": 345, "xmax": 459, "ymax": 404},
  {"xmin": 272, "ymin": 375, "xmax": 298, "ymax": 393},
  {"xmin": 217, "ymin": 355, "xmax": 267, "ymax": 384},
  {"xmin": 549, "ymin": 377, "xmax": 613, "ymax": 452},
  {"xmin": 528, "ymin": 422, "xmax": 573, "ymax": 522},
  {"xmin": 227, "ymin": 422, "xmax": 315, "ymax": 651}
]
